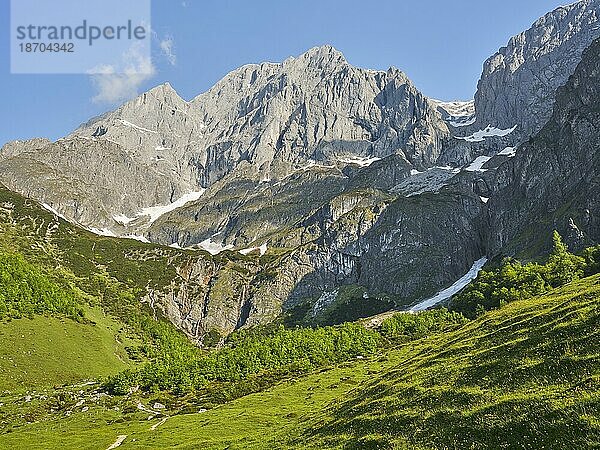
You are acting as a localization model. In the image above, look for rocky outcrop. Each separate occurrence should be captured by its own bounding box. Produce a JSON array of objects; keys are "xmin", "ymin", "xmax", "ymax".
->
[
  {"xmin": 284, "ymin": 182, "xmax": 487, "ymax": 307},
  {"xmin": 0, "ymin": 137, "xmax": 181, "ymax": 228}
]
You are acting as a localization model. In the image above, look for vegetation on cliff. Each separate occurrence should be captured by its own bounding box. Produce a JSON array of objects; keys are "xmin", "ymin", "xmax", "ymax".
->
[{"xmin": 450, "ymin": 231, "xmax": 595, "ymax": 317}]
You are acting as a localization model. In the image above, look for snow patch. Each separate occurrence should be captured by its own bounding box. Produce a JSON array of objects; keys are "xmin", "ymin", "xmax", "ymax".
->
[
  {"xmin": 197, "ymin": 238, "xmax": 234, "ymax": 255},
  {"xmin": 456, "ymin": 125, "xmax": 517, "ymax": 143},
  {"xmin": 498, "ymin": 146, "xmax": 517, "ymax": 157},
  {"xmin": 431, "ymin": 99, "xmax": 475, "ymax": 117},
  {"xmin": 89, "ymin": 228, "xmax": 117, "ymax": 237},
  {"xmin": 155, "ymin": 146, "xmax": 171, "ymax": 151},
  {"xmin": 337, "ymin": 155, "xmax": 381, "ymax": 167},
  {"xmin": 450, "ymin": 116, "xmax": 476, "ymax": 128},
  {"xmin": 431, "ymin": 99, "xmax": 476, "ymax": 127},
  {"xmin": 464, "ymin": 156, "xmax": 492, "ymax": 172},
  {"xmin": 480, "ymin": 196, "xmax": 490, "ymax": 203},
  {"xmin": 429, "ymin": 165, "xmax": 461, "ymax": 174},
  {"xmin": 138, "ymin": 191, "xmax": 205, "ymax": 225},
  {"xmin": 410, "ymin": 257, "xmax": 488, "ymax": 312},
  {"xmin": 113, "ymin": 214, "xmax": 136, "ymax": 226},
  {"xmin": 239, "ymin": 243, "xmax": 268, "ymax": 256},
  {"xmin": 41, "ymin": 203, "xmax": 68, "ymax": 221},
  {"xmin": 119, "ymin": 119, "xmax": 158, "ymax": 134}
]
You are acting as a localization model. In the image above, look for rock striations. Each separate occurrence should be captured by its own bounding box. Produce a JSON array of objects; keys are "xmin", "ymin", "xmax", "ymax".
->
[{"xmin": 488, "ymin": 36, "xmax": 600, "ymax": 256}]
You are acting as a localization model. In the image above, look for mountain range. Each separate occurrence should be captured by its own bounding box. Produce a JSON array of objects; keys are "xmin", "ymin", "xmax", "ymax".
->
[{"xmin": 1, "ymin": 0, "xmax": 600, "ymax": 341}]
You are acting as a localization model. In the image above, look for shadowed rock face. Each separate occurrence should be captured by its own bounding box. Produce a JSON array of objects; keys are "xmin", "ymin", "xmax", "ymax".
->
[
  {"xmin": 1, "ymin": 3, "xmax": 600, "ymax": 337},
  {"xmin": 433, "ymin": 1, "xmax": 600, "ymax": 173},
  {"xmin": 473, "ymin": 0, "xmax": 600, "ymax": 143},
  {"xmin": 487, "ymin": 37, "xmax": 600, "ymax": 257}
]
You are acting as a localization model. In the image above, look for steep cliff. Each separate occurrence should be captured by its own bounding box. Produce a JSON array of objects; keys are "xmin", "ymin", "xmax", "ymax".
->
[
  {"xmin": 473, "ymin": 0, "xmax": 600, "ymax": 142},
  {"xmin": 488, "ymin": 37, "xmax": 600, "ymax": 257}
]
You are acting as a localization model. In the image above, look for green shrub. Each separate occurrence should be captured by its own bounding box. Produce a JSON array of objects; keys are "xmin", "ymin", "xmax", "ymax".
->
[
  {"xmin": 582, "ymin": 244, "xmax": 600, "ymax": 277},
  {"xmin": 0, "ymin": 251, "xmax": 84, "ymax": 321},
  {"xmin": 449, "ymin": 259, "xmax": 550, "ymax": 318},
  {"xmin": 105, "ymin": 322, "xmax": 381, "ymax": 396},
  {"xmin": 380, "ymin": 308, "xmax": 468, "ymax": 341},
  {"xmin": 545, "ymin": 231, "xmax": 585, "ymax": 286},
  {"xmin": 450, "ymin": 232, "xmax": 588, "ymax": 318}
]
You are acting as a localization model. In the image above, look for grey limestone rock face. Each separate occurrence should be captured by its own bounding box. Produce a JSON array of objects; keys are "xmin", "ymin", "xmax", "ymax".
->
[
  {"xmin": 77, "ymin": 45, "xmax": 450, "ymax": 186},
  {"xmin": 0, "ymin": 137, "xmax": 181, "ymax": 229},
  {"xmin": 473, "ymin": 0, "xmax": 600, "ymax": 143},
  {"xmin": 189, "ymin": 45, "xmax": 449, "ymax": 177},
  {"xmin": 435, "ymin": 1, "xmax": 600, "ymax": 196}
]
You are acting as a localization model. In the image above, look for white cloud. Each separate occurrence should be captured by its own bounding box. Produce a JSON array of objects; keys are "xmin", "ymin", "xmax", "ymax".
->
[
  {"xmin": 160, "ymin": 35, "xmax": 177, "ymax": 66},
  {"xmin": 89, "ymin": 42, "xmax": 155, "ymax": 105}
]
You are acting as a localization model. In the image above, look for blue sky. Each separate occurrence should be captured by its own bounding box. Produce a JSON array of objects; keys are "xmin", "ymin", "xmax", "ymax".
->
[{"xmin": 0, "ymin": 0, "xmax": 570, "ymax": 145}]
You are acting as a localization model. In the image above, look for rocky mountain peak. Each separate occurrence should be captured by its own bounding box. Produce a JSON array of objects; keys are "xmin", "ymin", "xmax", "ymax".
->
[
  {"xmin": 121, "ymin": 81, "xmax": 188, "ymax": 112},
  {"xmin": 473, "ymin": 0, "xmax": 600, "ymax": 141},
  {"xmin": 144, "ymin": 82, "xmax": 185, "ymax": 101},
  {"xmin": 295, "ymin": 44, "xmax": 348, "ymax": 67},
  {"xmin": 487, "ymin": 36, "xmax": 600, "ymax": 256}
]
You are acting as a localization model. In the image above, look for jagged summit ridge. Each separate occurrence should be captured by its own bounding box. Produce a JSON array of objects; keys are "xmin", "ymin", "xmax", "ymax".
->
[
  {"xmin": 294, "ymin": 44, "xmax": 348, "ymax": 67},
  {"xmin": 3, "ymin": 0, "xmax": 600, "ymax": 237},
  {"xmin": 0, "ymin": 44, "xmax": 450, "ymax": 233},
  {"xmin": 78, "ymin": 43, "xmax": 447, "ymax": 186}
]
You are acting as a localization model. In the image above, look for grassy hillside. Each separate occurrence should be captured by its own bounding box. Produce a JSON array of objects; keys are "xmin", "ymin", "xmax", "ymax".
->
[
  {"xmin": 0, "ymin": 307, "xmax": 137, "ymax": 391},
  {"xmin": 0, "ymin": 183, "xmax": 287, "ymax": 340},
  {"xmin": 0, "ymin": 274, "xmax": 598, "ymax": 449},
  {"xmin": 292, "ymin": 275, "xmax": 600, "ymax": 449}
]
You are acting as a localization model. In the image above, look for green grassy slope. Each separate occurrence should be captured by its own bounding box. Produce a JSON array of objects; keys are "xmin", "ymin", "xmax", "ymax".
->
[
  {"xmin": 0, "ymin": 275, "xmax": 598, "ymax": 449},
  {"xmin": 0, "ymin": 185, "xmax": 182, "ymax": 393},
  {"xmin": 292, "ymin": 275, "xmax": 600, "ymax": 449},
  {"xmin": 0, "ymin": 355, "xmax": 398, "ymax": 449},
  {"xmin": 0, "ymin": 307, "xmax": 137, "ymax": 392},
  {"xmin": 0, "ymin": 184, "xmax": 180, "ymax": 294}
]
